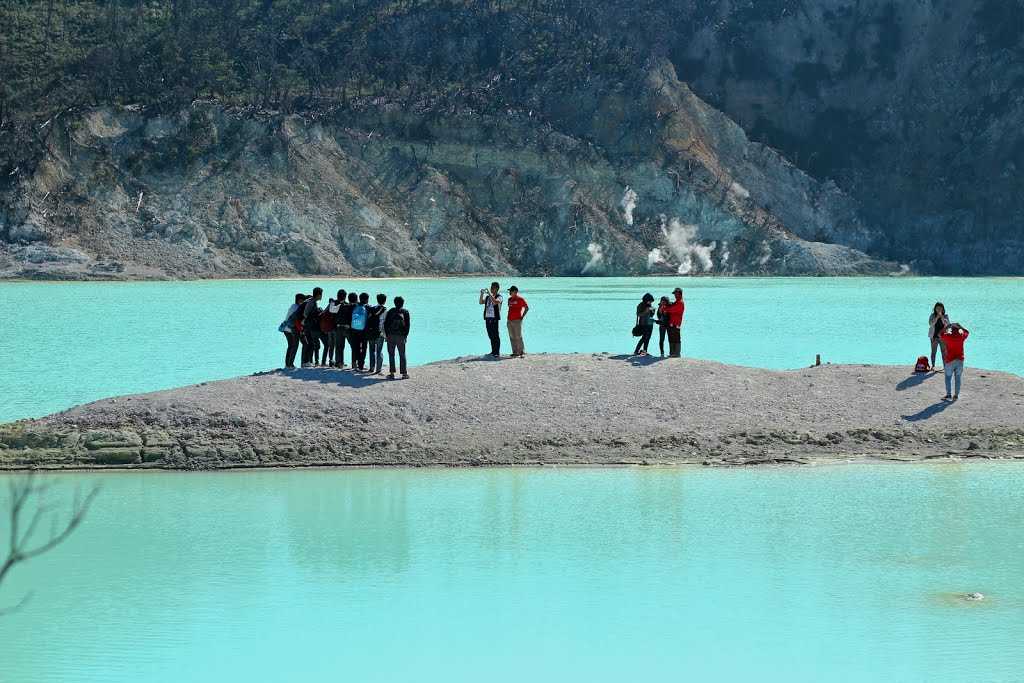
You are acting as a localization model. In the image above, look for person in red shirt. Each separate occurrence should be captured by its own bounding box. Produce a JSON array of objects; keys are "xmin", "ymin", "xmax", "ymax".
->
[
  {"xmin": 939, "ymin": 323, "xmax": 970, "ymax": 401},
  {"xmin": 506, "ymin": 285, "xmax": 530, "ymax": 358},
  {"xmin": 663, "ymin": 287, "xmax": 685, "ymax": 357}
]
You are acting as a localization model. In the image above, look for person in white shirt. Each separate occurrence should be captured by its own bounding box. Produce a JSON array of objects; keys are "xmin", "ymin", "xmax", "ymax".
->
[{"xmin": 479, "ymin": 281, "xmax": 503, "ymax": 358}]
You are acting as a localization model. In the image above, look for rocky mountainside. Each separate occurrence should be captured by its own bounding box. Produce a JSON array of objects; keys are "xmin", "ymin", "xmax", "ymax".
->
[
  {"xmin": 0, "ymin": 61, "xmax": 897, "ymax": 278},
  {"xmin": 1, "ymin": 0, "xmax": 1020, "ymax": 278},
  {"xmin": 674, "ymin": 0, "xmax": 1024, "ymax": 274}
]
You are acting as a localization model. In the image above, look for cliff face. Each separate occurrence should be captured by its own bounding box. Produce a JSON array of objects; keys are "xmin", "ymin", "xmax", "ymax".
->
[
  {"xmin": 0, "ymin": 62, "xmax": 898, "ymax": 279},
  {"xmin": 675, "ymin": 0, "xmax": 1024, "ymax": 273}
]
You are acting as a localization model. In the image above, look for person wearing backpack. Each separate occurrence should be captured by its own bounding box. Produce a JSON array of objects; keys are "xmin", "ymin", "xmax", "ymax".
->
[
  {"xmin": 350, "ymin": 292, "xmax": 370, "ymax": 371},
  {"xmin": 278, "ymin": 292, "xmax": 306, "ymax": 369},
  {"xmin": 633, "ymin": 293, "xmax": 656, "ymax": 356},
  {"xmin": 300, "ymin": 287, "xmax": 323, "ymax": 368},
  {"xmin": 365, "ymin": 293, "xmax": 388, "ymax": 375},
  {"xmin": 384, "ymin": 296, "xmax": 411, "ymax": 379},
  {"xmin": 479, "ymin": 281, "xmax": 503, "ymax": 358},
  {"xmin": 334, "ymin": 289, "xmax": 352, "ymax": 368}
]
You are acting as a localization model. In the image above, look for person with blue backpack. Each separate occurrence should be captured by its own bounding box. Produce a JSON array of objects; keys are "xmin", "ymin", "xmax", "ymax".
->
[{"xmin": 350, "ymin": 292, "xmax": 370, "ymax": 371}]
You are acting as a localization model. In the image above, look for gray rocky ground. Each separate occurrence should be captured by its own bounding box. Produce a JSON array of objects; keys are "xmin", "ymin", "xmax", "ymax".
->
[{"xmin": 2, "ymin": 354, "xmax": 1023, "ymax": 470}]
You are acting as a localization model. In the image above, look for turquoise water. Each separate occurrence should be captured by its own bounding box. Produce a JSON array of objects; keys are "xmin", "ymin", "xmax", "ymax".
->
[
  {"xmin": 1, "ymin": 465, "xmax": 1023, "ymax": 681},
  {"xmin": 0, "ymin": 276, "xmax": 1021, "ymax": 422}
]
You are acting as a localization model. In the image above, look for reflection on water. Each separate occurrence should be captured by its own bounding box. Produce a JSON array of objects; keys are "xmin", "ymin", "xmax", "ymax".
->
[
  {"xmin": 1, "ymin": 464, "xmax": 1024, "ymax": 682},
  {"xmin": 283, "ymin": 472, "xmax": 411, "ymax": 579}
]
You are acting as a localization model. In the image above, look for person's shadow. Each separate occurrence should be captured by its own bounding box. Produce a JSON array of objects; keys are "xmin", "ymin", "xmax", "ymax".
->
[
  {"xmin": 902, "ymin": 400, "xmax": 953, "ymax": 422},
  {"xmin": 610, "ymin": 354, "xmax": 671, "ymax": 367},
  {"xmin": 896, "ymin": 372, "xmax": 937, "ymax": 391},
  {"xmin": 268, "ymin": 367, "xmax": 391, "ymax": 388}
]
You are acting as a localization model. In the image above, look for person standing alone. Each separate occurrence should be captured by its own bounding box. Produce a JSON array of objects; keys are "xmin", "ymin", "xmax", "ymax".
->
[
  {"xmin": 506, "ymin": 286, "xmax": 529, "ymax": 358},
  {"xmin": 939, "ymin": 323, "xmax": 970, "ymax": 401},
  {"xmin": 480, "ymin": 282, "xmax": 503, "ymax": 358},
  {"xmin": 664, "ymin": 287, "xmax": 685, "ymax": 358}
]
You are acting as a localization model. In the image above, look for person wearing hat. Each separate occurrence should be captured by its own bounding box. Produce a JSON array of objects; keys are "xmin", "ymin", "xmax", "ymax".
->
[
  {"xmin": 664, "ymin": 287, "xmax": 685, "ymax": 357},
  {"xmin": 506, "ymin": 285, "xmax": 530, "ymax": 358},
  {"xmin": 479, "ymin": 281, "xmax": 503, "ymax": 357},
  {"xmin": 633, "ymin": 293, "xmax": 656, "ymax": 356}
]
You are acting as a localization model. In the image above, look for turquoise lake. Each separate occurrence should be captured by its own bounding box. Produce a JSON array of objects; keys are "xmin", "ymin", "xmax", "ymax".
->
[
  {"xmin": 1, "ymin": 465, "xmax": 1023, "ymax": 682},
  {"xmin": 1, "ymin": 276, "xmax": 1022, "ymax": 422}
]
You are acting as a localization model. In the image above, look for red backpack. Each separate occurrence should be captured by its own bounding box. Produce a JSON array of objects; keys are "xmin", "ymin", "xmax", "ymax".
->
[{"xmin": 914, "ymin": 356, "xmax": 929, "ymax": 373}]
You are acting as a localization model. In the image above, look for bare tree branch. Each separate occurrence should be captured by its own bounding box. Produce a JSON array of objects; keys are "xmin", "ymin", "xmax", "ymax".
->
[{"xmin": 0, "ymin": 471, "xmax": 99, "ymax": 614}]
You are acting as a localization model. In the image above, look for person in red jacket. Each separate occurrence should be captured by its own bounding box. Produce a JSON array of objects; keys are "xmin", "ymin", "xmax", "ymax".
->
[
  {"xmin": 939, "ymin": 323, "xmax": 970, "ymax": 401},
  {"xmin": 664, "ymin": 287, "xmax": 685, "ymax": 357}
]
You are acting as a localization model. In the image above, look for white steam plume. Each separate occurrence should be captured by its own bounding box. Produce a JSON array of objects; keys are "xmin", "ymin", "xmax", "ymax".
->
[
  {"xmin": 582, "ymin": 242, "xmax": 604, "ymax": 273},
  {"xmin": 663, "ymin": 219, "xmax": 714, "ymax": 274},
  {"xmin": 620, "ymin": 187, "xmax": 638, "ymax": 226},
  {"xmin": 647, "ymin": 247, "xmax": 666, "ymax": 269},
  {"xmin": 729, "ymin": 181, "xmax": 750, "ymax": 199}
]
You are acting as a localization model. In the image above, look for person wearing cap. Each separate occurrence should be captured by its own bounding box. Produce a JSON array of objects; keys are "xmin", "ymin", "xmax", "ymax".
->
[
  {"xmin": 479, "ymin": 281, "xmax": 503, "ymax": 358},
  {"xmin": 664, "ymin": 287, "xmax": 685, "ymax": 357},
  {"xmin": 633, "ymin": 293, "xmax": 656, "ymax": 356},
  {"xmin": 506, "ymin": 285, "xmax": 529, "ymax": 358}
]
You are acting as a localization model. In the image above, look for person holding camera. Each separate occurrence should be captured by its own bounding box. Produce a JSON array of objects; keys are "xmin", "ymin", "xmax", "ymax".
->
[
  {"xmin": 479, "ymin": 282, "xmax": 503, "ymax": 358},
  {"xmin": 939, "ymin": 323, "xmax": 970, "ymax": 401}
]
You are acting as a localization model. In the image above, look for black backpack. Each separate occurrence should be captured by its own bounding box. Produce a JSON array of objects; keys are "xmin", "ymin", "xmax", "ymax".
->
[
  {"xmin": 366, "ymin": 305, "xmax": 384, "ymax": 335},
  {"xmin": 385, "ymin": 308, "xmax": 407, "ymax": 336}
]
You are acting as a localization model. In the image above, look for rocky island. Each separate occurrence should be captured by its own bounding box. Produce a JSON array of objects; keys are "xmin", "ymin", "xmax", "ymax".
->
[{"xmin": 3, "ymin": 354, "xmax": 1023, "ymax": 470}]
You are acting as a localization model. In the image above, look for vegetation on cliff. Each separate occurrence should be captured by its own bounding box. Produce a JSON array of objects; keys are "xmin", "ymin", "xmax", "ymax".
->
[{"xmin": 2, "ymin": 0, "xmax": 1022, "ymax": 275}]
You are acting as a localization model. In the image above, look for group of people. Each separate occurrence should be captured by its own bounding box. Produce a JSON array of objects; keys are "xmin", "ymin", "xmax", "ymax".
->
[
  {"xmin": 926, "ymin": 301, "xmax": 971, "ymax": 401},
  {"xmin": 278, "ymin": 287, "xmax": 411, "ymax": 379},
  {"xmin": 632, "ymin": 287, "xmax": 686, "ymax": 357},
  {"xmin": 479, "ymin": 282, "xmax": 530, "ymax": 358},
  {"xmin": 277, "ymin": 286, "xmax": 973, "ymax": 402}
]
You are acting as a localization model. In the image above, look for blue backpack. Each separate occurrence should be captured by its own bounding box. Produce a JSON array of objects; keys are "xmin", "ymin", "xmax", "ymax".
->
[{"xmin": 351, "ymin": 304, "xmax": 367, "ymax": 331}]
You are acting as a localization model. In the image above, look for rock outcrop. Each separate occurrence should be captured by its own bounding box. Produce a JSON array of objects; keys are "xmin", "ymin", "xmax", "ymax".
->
[
  {"xmin": 3, "ymin": 354, "xmax": 1023, "ymax": 469},
  {"xmin": 0, "ymin": 62, "xmax": 900, "ymax": 279}
]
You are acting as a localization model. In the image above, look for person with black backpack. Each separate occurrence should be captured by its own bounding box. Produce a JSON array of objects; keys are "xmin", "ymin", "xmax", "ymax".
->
[
  {"xmin": 632, "ymin": 293, "xmax": 656, "ymax": 356},
  {"xmin": 300, "ymin": 287, "xmax": 323, "ymax": 368},
  {"xmin": 384, "ymin": 296, "xmax": 411, "ymax": 380},
  {"xmin": 334, "ymin": 288, "xmax": 352, "ymax": 368},
  {"xmin": 365, "ymin": 293, "xmax": 388, "ymax": 375}
]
